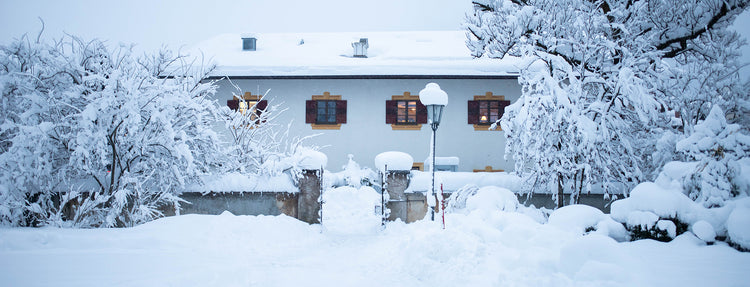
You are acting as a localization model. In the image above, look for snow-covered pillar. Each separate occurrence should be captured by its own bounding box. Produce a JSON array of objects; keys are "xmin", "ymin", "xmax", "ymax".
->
[
  {"xmin": 297, "ymin": 150, "xmax": 328, "ymax": 224},
  {"xmin": 375, "ymin": 152, "xmax": 413, "ymax": 223},
  {"xmin": 298, "ymin": 169, "xmax": 323, "ymax": 224}
]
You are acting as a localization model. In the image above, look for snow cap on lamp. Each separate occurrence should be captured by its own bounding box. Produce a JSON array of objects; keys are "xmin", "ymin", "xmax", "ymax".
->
[{"xmin": 419, "ymin": 83, "xmax": 448, "ymax": 106}]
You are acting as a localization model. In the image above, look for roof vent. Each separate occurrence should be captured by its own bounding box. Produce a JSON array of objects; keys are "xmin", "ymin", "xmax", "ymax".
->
[
  {"xmin": 241, "ymin": 34, "xmax": 257, "ymax": 51},
  {"xmin": 352, "ymin": 38, "xmax": 368, "ymax": 58}
]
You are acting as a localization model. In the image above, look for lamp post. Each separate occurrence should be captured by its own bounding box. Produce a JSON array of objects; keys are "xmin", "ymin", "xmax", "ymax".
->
[{"xmin": 419, "ymin": 83, "xmax": 448, "ymax": 222}]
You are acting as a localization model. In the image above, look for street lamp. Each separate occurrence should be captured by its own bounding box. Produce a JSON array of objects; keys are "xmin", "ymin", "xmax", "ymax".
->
[{"xmin": 419, "ymin": 83, "xmax": 448, "ymax": 221}]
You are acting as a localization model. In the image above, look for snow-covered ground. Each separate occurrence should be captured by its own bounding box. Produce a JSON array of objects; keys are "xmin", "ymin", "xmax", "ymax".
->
[{"xmin": 1, "ymin": 202, "xmax": 748, "ymax": 286}]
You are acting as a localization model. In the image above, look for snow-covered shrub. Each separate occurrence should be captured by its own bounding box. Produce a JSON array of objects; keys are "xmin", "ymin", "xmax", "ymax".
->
[
  {"xmin": 0, "ymin": 33, "xmax": 221, "ymax": 227},
  {"xmin": 610, "ymin": 182, "xmax": 732, "ymax": 243},
  {"xmin": 331, "ymin": 154, "xmax": 377, "ymax": 188},
  {"xmin": 548, "ymin": 205, "xmax": 628, "ymax": 242},
  {"xmin": 444, "ymin": 184, "xmax": 479, "ymax": 213},
  {"xmin": 675, "ymin": 106, "xmax": 750, "ymax": 208},
  {"xmin": 465, "ymin": 186, "xmax": 518, "ymax": 213}
]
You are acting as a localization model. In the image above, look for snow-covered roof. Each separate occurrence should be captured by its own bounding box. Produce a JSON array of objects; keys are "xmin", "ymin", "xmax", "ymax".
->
[{"xmin": 189, "ymin": 31, "xmax": 520, "ymax": 77}]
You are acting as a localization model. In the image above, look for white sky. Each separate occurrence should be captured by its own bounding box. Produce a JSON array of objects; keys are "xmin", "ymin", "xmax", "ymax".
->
[
  {"xmin": 0, "ymin": 0, "xmax": 748, "ymax": 80},
  {"xmin": 0, "ymin": 0, "xmax": 473, "ymax": 51}
]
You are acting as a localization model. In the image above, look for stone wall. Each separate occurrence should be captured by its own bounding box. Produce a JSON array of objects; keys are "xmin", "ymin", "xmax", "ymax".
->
[{"xmin": 179, "ymin": 192, "xmax": 298, "ymax": 217}]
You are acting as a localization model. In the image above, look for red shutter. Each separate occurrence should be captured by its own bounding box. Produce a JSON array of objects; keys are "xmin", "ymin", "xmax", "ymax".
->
[
  {"xmin": 416, "ymin": 101, "xmax": 427, "ymax": 124},
  {"xmin": 305, "ymin": 100, "xmax": 317, "ymax": 124},
  {"xmin": 385, "ymin": 100, "xmax": 397, "ymax": 124},
  {"xmin": 498, "ymin": 100, "xmax": 510, "ymax": 119},
  {"xmin": 255, "ymin": 100, "xmax": 268, "ymax": 124},
  {"xmin": 227, "ymin": 99, "xmax": 239, "ymax": 111},
  {"xmin": 256, "ymin": 100, "xmax": 268, "ymax": 112},
  {"xmin": 467, "ymin": 100, "xmax": 479, "ymax": 124},
  {"xmin": 336, "ymin": 100, "xmax": 347, "ymax": 124}
]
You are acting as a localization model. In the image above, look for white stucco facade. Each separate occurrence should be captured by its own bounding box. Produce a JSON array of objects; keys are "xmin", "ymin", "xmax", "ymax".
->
[
  {"xmin": 192, "ymin": 31, "xmax": 523, "ymax": 172},
  {"xmin": 211, "ymin": 76, "xmax": 521, "ymax": 172}
]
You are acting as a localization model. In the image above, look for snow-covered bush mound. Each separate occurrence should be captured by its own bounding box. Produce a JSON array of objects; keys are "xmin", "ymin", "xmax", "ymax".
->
[
  {"xmin": 321, "ymin": 186, "xmax": 382, "ymax": 235},
  {"xmin": 608, "ymin": 181, "xmax": 746, "ymax": 244},
  {"xmin": 548, "ymin": 205, "xmax": 628, "ymax": 241},
  {"xmin": 727, "ymin": 198, "xmax": 750, "ymax": 251},
  {"xmin": 325, "ymin": 154, "xmax": 377, "ymax": 189},
  {"xmin": 465, "ymin": 186, "xmax": 518, "ymax": 212},
  {"xmin": 691, "ymin": 220, "xmax": 716, "ymax": 243},
  {"xmin": 374, "ymin": 151, "xmax": 413, "ymax": 172},
  {"xmin": 611, "ymin": 182, "xmax": 709, "ymax": 226}
]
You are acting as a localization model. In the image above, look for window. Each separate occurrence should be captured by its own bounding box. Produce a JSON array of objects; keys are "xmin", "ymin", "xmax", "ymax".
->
[
  {"xmin": 386, "ymin": 92, "xmax": 427, "ymax": 130},
  {"xmin": 397, "ymin": 100, "xmax": 418, "ymax": 124},
  {"xmin": 478, "ymin": 101, "xmax": 500, "ymax": 124},
  {"xmin": 468, "ymin": 92, "xmax": 510, "ymax": 131},
  {"xmin": 316, "ymin": 100, "xmax": 338, "ymax": 124},
  {"xmin": 227, "ymin": 92, "xmax": 267, "ymax": 125},
  {"xmin": 306, "ymin": 92, "xmax": 347, "ymax": 130}
]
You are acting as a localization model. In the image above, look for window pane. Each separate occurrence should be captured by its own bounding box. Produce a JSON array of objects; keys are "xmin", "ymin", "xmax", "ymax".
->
[
  {"xmin": 407, "ymin": 101, "xmax": 416, "ymax": 123},
  {"xmin": 316, "ymin": 100, "xmax": 337, "ymax": 124}
]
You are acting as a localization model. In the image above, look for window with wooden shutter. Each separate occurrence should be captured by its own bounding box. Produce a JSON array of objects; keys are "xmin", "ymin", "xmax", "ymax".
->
[
  {"xmin": 468, "ymin": 92, "xmax": 510, "ymax": 131},
  {"xmin": 227, "ymin": 92, "xmax": 266, "ymax": 127},
  {"xmin": 388, "ymin": 92, "xmax": 424, "ymax": 130},
  {"xmin": 307, "ymin": 92, "xmax": 345, "ymax": 130}
]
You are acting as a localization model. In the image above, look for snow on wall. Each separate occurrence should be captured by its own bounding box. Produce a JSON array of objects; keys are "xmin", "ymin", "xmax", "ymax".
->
[
  {"xmin": 407, "ymin": 171, "xmax": 521, "ymax": 193},
  {"xmin": 297, "ymin": 148, "xmax": 328, "ymax": 170},
  {"xmin": 189, "ymin": 172, "xmax": 297, "ymax": 193}
]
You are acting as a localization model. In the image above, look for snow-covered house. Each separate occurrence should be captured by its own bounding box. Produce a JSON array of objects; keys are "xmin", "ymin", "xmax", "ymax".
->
[{"xmin": 192, "ymin": 31, "xmax": 521, "ymax": 172}]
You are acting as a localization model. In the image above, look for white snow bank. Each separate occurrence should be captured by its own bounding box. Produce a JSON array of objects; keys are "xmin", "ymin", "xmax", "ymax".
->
[
  {"xmin": 408, "ymin": 171, "xmax": 521, "ymax": 193},
  {"xmin": 322, "ymin": 186, "xmax": 382, "ymax": 235},
  {"xmin": 2, "ymin": 206, "xmax": 750, "ymax": 286},
  {"xmin": 374, "ymin": 151, "xmax": 414, "ymax": 172},
  {"xmin": 727, "ymin": 198, "xmax": 750, "ymax": 250},
  {"xmin": 190, "ymin": 172, "xmax": 297, "ymax": 193}
]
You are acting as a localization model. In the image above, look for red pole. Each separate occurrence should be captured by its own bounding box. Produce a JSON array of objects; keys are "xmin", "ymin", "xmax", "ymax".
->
[{"xmin": 441, "ymin": 183, "xmax": 445, "ymax": 229}]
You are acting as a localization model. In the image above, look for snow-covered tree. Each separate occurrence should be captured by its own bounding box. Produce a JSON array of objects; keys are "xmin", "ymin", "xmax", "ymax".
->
[
  {"xmin": 676, "ymin": 106, "xmax": 750, "ymax": 207},
  {"xmin": 467, "ymin": 0, "xmax": 749, "ymax": 206},
  {"xmin": 0, "ymin": 32, "xmax": 222, "ymax": 227},
  {"xmin": 218, "ymin": 88, "xmax": 319, "ymax": 182}
]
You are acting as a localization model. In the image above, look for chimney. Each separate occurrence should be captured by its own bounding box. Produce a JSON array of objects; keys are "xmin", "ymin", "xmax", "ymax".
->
[
  {"xmin": 352, "ymin": 38, "xmax": 368, "ymax": 58},
  {"xmin": 241, "ymin": 34, "xmax": 257, "ymax": 51}
]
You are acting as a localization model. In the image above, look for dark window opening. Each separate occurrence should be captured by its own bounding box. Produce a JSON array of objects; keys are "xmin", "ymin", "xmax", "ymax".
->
[{"xmin": 316, "ymin": 100, "xmax": 337, "ymax": 124}]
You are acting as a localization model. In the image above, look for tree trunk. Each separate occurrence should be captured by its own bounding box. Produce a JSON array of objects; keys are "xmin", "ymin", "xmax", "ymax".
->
[{"xmin": 557, "ymin": 173, "xmax": 565, "ymax": 208}]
